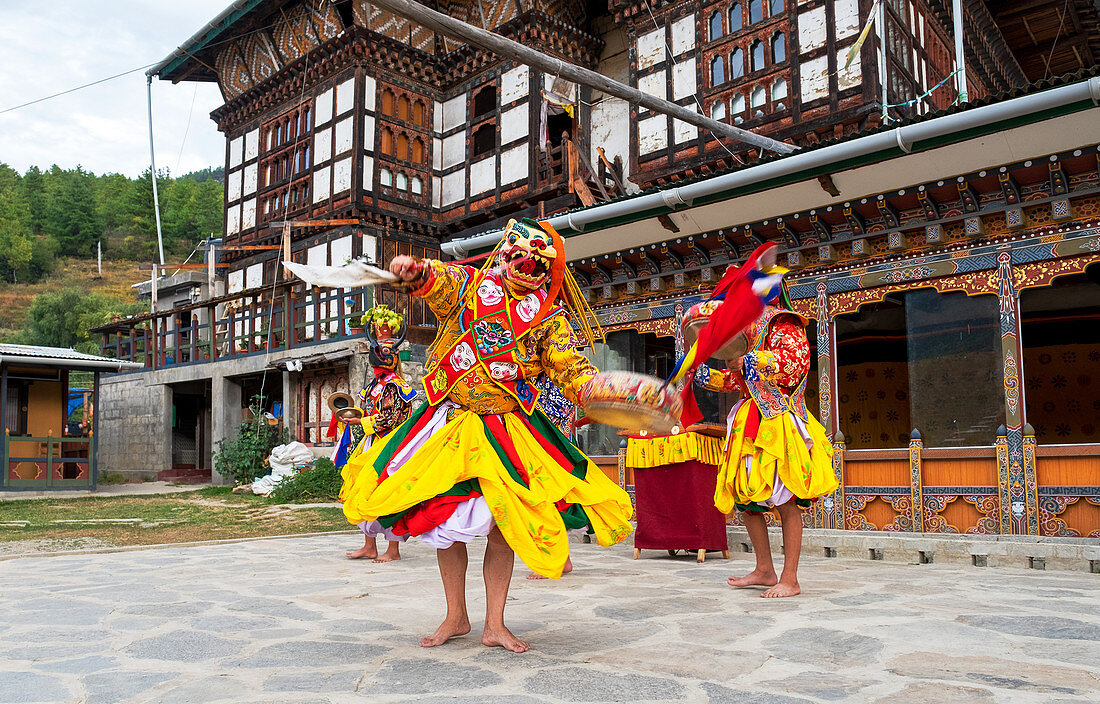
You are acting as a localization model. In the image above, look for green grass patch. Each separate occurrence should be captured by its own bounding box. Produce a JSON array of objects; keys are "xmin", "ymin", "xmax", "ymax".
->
[{"xmin": 0, "ymin": 488, "xmax": 353, "ymax": 549}]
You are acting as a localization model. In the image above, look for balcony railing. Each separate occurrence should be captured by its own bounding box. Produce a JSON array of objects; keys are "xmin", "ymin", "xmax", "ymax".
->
[{"xmin": 95, "ymin": 278, "xmax": 434, "ymax": 371}]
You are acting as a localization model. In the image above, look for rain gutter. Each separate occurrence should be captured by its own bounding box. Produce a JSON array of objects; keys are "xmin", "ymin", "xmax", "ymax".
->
[
  {"xmin": 442, "ymin": 76, "xmax": 1100, "ymax": 257},
  {"xmin": 0, "ymin": 355, "xmax": 144, "ymax": 372}
]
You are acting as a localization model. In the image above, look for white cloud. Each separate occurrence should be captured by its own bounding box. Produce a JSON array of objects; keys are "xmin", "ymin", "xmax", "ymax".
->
[{"xmin": 0, "ymin": 0, "xmax": 229, "ymax": 177}]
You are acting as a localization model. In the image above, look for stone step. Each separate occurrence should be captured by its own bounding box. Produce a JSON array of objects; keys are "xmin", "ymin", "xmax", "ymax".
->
[
  {"xmin": 156, "ymin": 468, "xmax": 212, "ymax": 484},
  {"xmin": 727, "ymin": 526, "xmax": 1100, "ymax": 573}
]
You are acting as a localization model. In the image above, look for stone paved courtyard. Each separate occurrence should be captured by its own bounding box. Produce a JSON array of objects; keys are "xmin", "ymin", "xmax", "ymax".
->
[{"xmin": 0, "ymin": 533, "xmax": 1098, "ymax": 703}]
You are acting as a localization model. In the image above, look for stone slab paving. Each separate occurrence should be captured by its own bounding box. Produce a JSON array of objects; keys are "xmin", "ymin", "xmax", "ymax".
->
[{"xmin": 0, "ymin": 534, "xmax": 1098, "ymax": 704}]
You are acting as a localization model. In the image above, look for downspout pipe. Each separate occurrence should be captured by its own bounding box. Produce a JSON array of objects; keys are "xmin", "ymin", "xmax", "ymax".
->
[{"xmin": 442, "ymin": 76, "xmax": 1100, "ymax": 258}]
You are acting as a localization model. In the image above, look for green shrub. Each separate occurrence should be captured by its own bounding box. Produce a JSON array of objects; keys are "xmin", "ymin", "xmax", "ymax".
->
[
  {"xmin": 268, "ymin": 458, "xmax": 341, "ymax": 503},
  {"xmin": 213, "ymin": 396, "xmax": 291, "ymax": 486}
]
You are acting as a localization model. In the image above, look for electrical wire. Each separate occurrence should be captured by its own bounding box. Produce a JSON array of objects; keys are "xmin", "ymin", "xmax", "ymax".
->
[
  {"xmin": 0, "ymin": 63, "xmax": 160, "ymax": 115},
  {"xmin": 0, "ymin": 12, "xmax": 310, "ymax": 116},
  {"xmin": 173, "ymin": 84, "xmax": 200, "ymax": 176}
]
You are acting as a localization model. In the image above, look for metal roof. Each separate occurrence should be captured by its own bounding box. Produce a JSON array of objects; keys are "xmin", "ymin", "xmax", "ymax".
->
[{"xmin": 0, "ymin": 344, "xmax": 143, "ymax": 371}]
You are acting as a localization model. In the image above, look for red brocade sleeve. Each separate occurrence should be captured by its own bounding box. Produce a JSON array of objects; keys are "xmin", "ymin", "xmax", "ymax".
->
[{"xmin": 764, "ymin": 319, "xmax": 810, "ymax": 390}]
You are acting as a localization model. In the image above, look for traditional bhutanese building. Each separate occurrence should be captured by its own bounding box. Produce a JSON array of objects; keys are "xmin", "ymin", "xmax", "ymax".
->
[{"xmin": 96, "ymin": 0, "xmax": 1099, "ymax": 538}]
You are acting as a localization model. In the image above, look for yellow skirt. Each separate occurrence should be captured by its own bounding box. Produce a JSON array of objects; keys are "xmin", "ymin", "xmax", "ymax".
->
[
  {"xmin": 340, "ymin": 405, "xmax": 633, "ymax": 578},
  {"xmin": 715, "ymin": 403, "xmax": 837, "ymax": 515}
]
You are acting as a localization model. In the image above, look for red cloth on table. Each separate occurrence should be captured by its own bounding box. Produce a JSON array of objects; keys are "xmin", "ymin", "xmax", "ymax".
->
[{"xmin": 633, "ymin": 460, "xmax": 729, "ymax": 552}]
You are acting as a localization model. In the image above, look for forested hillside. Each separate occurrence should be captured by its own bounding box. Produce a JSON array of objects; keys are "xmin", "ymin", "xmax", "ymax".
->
[{"xmin": 0, "ymin": 163, "xmax": 224, "ymax": 352}]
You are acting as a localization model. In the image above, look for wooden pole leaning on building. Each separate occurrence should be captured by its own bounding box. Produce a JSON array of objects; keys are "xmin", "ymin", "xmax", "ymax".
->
[{"xmin": 369, "ymin": 0, "xmax": 796, "ymax": 155}]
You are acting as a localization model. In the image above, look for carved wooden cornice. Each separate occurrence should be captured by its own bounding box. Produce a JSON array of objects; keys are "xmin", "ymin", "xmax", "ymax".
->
[{"xmin": 213, "ymin": 11, "xmax": 603, "ymax": 132}]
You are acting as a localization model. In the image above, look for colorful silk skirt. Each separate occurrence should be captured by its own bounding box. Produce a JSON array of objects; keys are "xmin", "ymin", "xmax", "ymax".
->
[
  {"xmin": 340, "ymin": 401, "xmax": 633, "ymax": 578},
  {"xmin": 716, "ymin": 399, "xmax": 837, "ymax": 514}
]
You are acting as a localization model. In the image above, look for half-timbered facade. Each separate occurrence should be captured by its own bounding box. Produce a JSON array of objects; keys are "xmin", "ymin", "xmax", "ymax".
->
[{"xmin": 98, "ymin": 0, "xmax": 1099, "ymax": 541}]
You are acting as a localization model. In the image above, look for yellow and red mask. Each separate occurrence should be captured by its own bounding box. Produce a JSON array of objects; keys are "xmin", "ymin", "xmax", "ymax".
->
[{"xmin": 500, "ymin": 218, "xmax": 559, "ymax": 292}]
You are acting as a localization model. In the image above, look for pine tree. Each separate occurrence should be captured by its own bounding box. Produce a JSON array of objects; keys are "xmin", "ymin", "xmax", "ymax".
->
[
  {"xmin": 0, "ymin": 164, "xmax": 34, "ymax": 282},
  {"xmin": 45, "ymin": 166, "xmax": 102, "ymax": 257}
]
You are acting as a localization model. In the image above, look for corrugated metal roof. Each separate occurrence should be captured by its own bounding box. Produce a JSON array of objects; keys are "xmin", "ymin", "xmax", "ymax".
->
[{"xmin": 0, "ymin": 344, "xmax": 142, "ymax": 369}]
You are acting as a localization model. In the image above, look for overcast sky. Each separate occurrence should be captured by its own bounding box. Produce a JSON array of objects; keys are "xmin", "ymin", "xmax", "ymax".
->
[{"xmin": 0, "ymin": 0, "xmax": 231, "ymax": 178}]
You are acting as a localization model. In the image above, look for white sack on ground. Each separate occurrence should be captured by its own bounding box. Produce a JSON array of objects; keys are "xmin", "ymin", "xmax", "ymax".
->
[{"xmin": 251, "ymin": 441, "xmax": 315, "ymax": 495}]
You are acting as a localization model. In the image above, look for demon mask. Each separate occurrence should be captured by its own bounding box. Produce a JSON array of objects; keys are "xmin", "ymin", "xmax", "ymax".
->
[
  {"xmin": 364, "ymin": 310, "xmax": 407, "ymax": 374},
  {"xmin": 500, "ymin": 218, "xmax": 557, "ymax": 292}
]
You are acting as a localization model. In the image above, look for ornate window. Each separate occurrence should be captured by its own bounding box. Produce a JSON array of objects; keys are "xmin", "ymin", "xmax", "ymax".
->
[
  {"xmin": 772, "ymin": 32, "xmax": 786, "ymax": 63},
  {"xmin": 381, "ymin": 89, "xmax": 395, "ymax": 116},
  {"xmin": 749, "ymin": 0, "xmax": 763, "ymax": 23},
  {"xmin": 380, "ymin": 128, "xmax": 393, "ymax": 155},
  {"xmin": 710, "ymin": 101, "xmax": 727, "ymax": 121},
  {"xmin": 396, "ymin": 134, "xmax": 409, "ymax": 160},
  {"xmin": 711, "ymin": 55, "xmax": 725, "ymax": 86},
  {"xmin": 751, "ymin": 85, "xmax": 766, "ymax": 117},
  {"xmin": 730, "ymin": 48, "xmax": 745, "ymax": 79},
  {"xmin": 769, "ymin": 0, "xmax": 784, "ymax": 16},
  {"xmin": 751, "ymin": 39, "xmax": 765, "ymax": 72},
  {"xmin": 472, "ymin": 123, "xmax": 495, "ymax": 157},
  {"xmin": 413, "ymin": 100, "xmax": 426, "ymax": 126},
  {"xmin": 398, "ymin": 96, "xmax": 410, "ymax": 121},
  {"xmin": 379, "ymin": 168, "xmax": 393, "ymax": 187},
  {"xmin": 411, "ymin": 176, "xmax": 423, "ymax": 195},
  {"xmin": 729, "ymin": 3, "xmax": 742, "ymax": 31},
  {"xmin": 411, "ymin": 138, "xmax": 425, "ymax": 163},
  {"xmin": 709, "ymin": 11, "xmax": 723, "ymax": 41},
  {"xmin": 473, "ymin": 85, "xmax": 496, "ymax": 119},
  {"xmin": 772, "ymin": 78, "xmax": 788, "ymax": 111},
  {"xmin": 396, "ymin": 172, "xmax": 408, "ymax": 190},
  {"xmin": 731, "ymin": 93, "xmax": 746, "ymax": 123}
]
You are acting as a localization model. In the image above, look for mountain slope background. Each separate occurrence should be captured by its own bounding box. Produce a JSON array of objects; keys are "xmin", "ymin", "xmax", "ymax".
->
[{"xmin": 0, "ymin": 163, "xmax": 224, "ymax": 352}]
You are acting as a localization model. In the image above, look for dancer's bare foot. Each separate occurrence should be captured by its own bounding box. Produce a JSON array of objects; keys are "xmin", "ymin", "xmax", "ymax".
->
[
  {"xmin": 373, "ymin": 544, "xmax": 401, "ymax": 563},
  {"xmin": 727, "ymin": 569, "xmax": 779, "ymax": 588},
  {"xmin": 345, "ymin": 545, "xmax": 378, "ymax": 560},
  {"xmin": 526, "ymin": 557, "xmax": 573, "ymax": 580},
  {"xmin": 760, "ymin": 580, "xmax": 800, "ymax": 598},
  {"xmin": 419, "ymin": 617, "xmax": 471, "ymax": 647},
  {"xmin": 482, "ymin": 624, "xmax": 530, "ymax": 652}
]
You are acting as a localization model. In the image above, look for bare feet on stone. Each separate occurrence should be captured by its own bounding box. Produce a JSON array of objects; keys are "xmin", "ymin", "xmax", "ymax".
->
[
  {"xmin": 373, "ymin": 545, "xmax": 401, "ymax": 563},
  {"xmin": 526, "ymin": 557, "xmax": 573, "ymax": 580},
  {"xmin": 345, "ymin": 545, "xmax": 378, "ymax": 560},
  {"xmin": 482, "ymin": 624, "xmax": 530, "ymax": 653},
  {"xmin": 760, "ymin": 581, "xmax": 800, "ymax": 598},
  {"xmin": 419, "ymin": 617, "xmax": 471, "ymax": 647},
  {"xmin": 727, "ymin": 569, "xmax": 779, "ymax": 588}
]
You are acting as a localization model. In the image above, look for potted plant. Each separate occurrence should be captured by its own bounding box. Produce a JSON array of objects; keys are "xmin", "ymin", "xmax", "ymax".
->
[
  {"xmin": 347, "ymin": 310, "xmax": 364, "ymax": 335},
  {"xmin": 362, "ymin": 304, "xmax": 403, "ymax": 341},
  {"xmin": 196, "ymin": 341, "xmax": 212, "ymax": 360}
]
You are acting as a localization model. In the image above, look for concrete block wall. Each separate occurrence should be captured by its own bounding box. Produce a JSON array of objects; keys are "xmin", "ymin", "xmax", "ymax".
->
[{"xmin": 97, "ymin": 376, "xmax": 171, "ymax": 481}]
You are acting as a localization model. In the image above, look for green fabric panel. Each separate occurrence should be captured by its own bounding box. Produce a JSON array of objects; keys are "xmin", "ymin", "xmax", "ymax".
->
[
  {"xmin": 560, "ymin": 502, "xmax": 592, "ymax": 531},
  {"xmin": 527, "ymin": 408, "xmax": 590, "ymax": 480}
]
